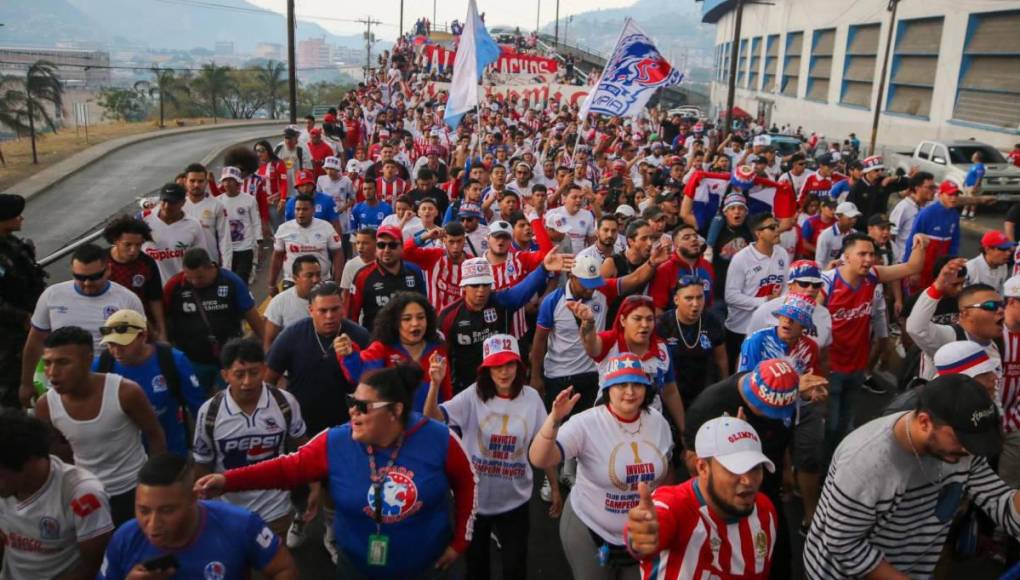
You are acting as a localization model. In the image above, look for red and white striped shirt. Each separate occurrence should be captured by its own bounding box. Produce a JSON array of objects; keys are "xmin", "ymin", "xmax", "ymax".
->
[
  {"xmin": 1001, "ymin": 329, "xmax": 1020, "ymax": 433},
  {"xmin": 403, "ymin": 239, "xmax": 464, "ymax": 312},
  {"xmin": 632, "ymin": 479, "xmax": 777, "ymax": 580},
  {"xmin": 489, "ymin": 250, "xmax": 545, "ymax": 338},
  {"xmin": 376, "ymin": 176, "xmax": 408, "ymax": 205}
]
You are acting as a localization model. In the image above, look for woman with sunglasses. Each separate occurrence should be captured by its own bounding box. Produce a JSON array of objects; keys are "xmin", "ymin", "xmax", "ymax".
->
[
  {"xmin": 195, "ymin": 364, "xmax": 477, "ymax": 579},
  {"xmin": 422, "ymin": 334, "xmax": 558, "ymax": 580},
  {"xmin": 255, "ymin": 139, "xmax": 287, "ymax": 226},
  {"xmin": 529, "ymin": 354, "xmax": 672, "ymax": 580},
  {"xmin": 571, "ymin": 295, "xmax": 686, "ymax": 435},
  {"xmin": 336, "ymin": 292, "xmax": 452, "ymax": 411}
]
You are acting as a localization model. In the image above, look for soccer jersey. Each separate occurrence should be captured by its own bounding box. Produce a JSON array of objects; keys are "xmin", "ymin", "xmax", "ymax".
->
[
  {"xmin": 537, "ymin": 282, "xmax": 620, "ymax": 378},
  {"xmin": 402, "ymin": 237, "xmax": 464, "ymax": 312},
  {"xmin": 889, "ymin": 197, "xmax": 923, "ymax": 262},
  {"xmin": 0, "ymin": 457, "xmax": 113, "ymax": 580},
  {"xmin": 348, "ymin": 261, "xmax": 427, "ymax": 330},
  {"xmin": 350, "ymin": 200, "xmax": 394, "ymax": 231},
  {"xmin": 31, "ymin": 281, "xmax": 144, "ymax": 350},
  {"xmin": 317, "ymin": 174, "xmax": 356, "ymax": 232},
  {"xmin": 141, "ymin": 211, "xmax": 207, "ymax": 281},
  {"xmin": 440, "ymin": 385, "xmax": 548, "ymax": 515},
  {"xmin": 821, "ymin": 267, "xmax": 880, "ymax": 373},
  {"xmin": 724, "ymin": 245, "xmax": 789, "ymax": 334},
  {"xmin": 594, "ymin": 329, "xmax": 676, "ymax": 395},
  {"xmin": 99, "ymin": 501, "xmax": 280, "ymax": 580},
  {"xmin": 545, "ymin": 206, "xmax": 595, "ymax": 253},
  {"xmin": 219, "ymin": 192, "xmax": 262, "ymax": 252},
  {"xmin": 557, "ymin": 406, "xmax": 672, "ymax": 544},
  {"xmin": 815, "ymin": 224, "xmax": 851, "ymax": 265},
  {"xmin": 273, "ymin": 218, "xmax": 342, "ymax": 281},
  {"xmin": 649, "ymin": 254, "xmax": 715, "ymax": 310},
  {"xmin": 106, "ymin": 250, "xmax": 162, "ymax": 307},
  {"xmin": 183, "ymin": 195, "xmax": 232, "ymax": 270},
  {"xmin": 738, "ymin": 326, "xmax": 820, "ymax": 375},
  {"xmin": 193, "ymin": 386, "xmax": 306, "ymax": 523}
]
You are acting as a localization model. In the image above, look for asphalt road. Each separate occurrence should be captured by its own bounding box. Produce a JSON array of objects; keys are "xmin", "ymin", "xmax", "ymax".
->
[{"xmin": 23, "ymin": 124, "xmax": 285, "ymax": 262}]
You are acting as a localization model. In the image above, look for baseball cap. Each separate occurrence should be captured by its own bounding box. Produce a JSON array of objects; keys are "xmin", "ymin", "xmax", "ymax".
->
[
  {"xmin": 615, "ymin": 204, "xmax": 637, "ymax": 217},
  {"xmin": 481, "ymin": 334, "xmax": 522, "ymax": 368},
  {"xmin": 788, "ymin": 259, "xmax": 823, "ymax": 284},
  {"xmin": 918, "ymin": 373, "xmax": 1002, "ymax": 456},
  {"xmin": 295, "ymin": 170, "xmax": 316, "ymax": 188},
  {"xmin": 283, "ymin": 125, "xmax": 300, "ymax": 138},
  {"xmin": 460, "ymin": 257, "xmax": 495, "ymax": 286},
  {"xmin": 655, "ymin": 191, "xmax": 677, "ymax": 204},
  {"xmin": 835, "ymin": 201, "xmax": 862, "ymax": 218},
  {"xmin": 862, "ymin": 155, "xmax": 884, "ymax": 172},
  {"xmin": 747, "ymin": 154, "xmax": 766, "ymax": 165},
  {"xmin": 458, "ymin": 203, "xmax": 483, "ymax": 219},
  {"xmin": 571, "ymin": 253, "xmax": 606, "ymax": 289},
  {"xmin": 1004, "ymin": 275, "xmax": 1020, "ymax": 298},
  {"xmin": 820, "ymin": 197, "xmax": 838, "ymax": 208},
  {"xmin": 939, "ymin": 181, "xmax": 961, "ymax": 196},
  {"xmin": 600, "ymin": 354, "xmax": 651, "ymax": 390},
  {"xmin": 867, "ymin": 213, "xmax": 891, "ymax": 228},
  {"xmin": 934, "ymin": 341, "xmax": 1001, "ymax": 379},
  {"xmin": 99, "ymin": 309, "xmax": 147, "ymax": 346},
  {"xmin": 309, "ymin": 127, "xmax": 323, "ymax": 136},
  {"xmin": 323, "ymin": 156, "xmax": 342, "ymax": 171},
  {"xmin": 772, "ymin": 293, "xmax": 816, "ymax": 332},
  {"xmin": 722, "ymin": 193, "xmax": 748, "ymax": 210},
  {"xmin": 376, "ymin": 225, "xmax": 403, "ymax": 243},
  {"xmin": 0, "ymin": 193, "xmax": 25, "ymax": 221},
  {"xmin": 695, "ymin": 417, "xmax": 776, "ymax": 474},
  {"xmin": 738, "ymin": 359, "xmax": 800, "ymax": 421},
  {"xmin": 159, "ymin": 182, "xmax": 187, "ymax": 202},
  {"xmin": 323, "ymin": 113, "xmax": 337, "ymax": 123},
  {"xmin": 817, "ymin": 152, "xmax": 838, "ymax": 166},
  {"xmin": 544, "ymin": 212, "xmax": 571, "ymax": 233},
  {"xmin": 981, "ymin": 230, "xmax": 1016, "ymax": 250},
  {"xmin": 752, "ymin": 134, "xmax": 771, "ymax": 147},
  {"xmin": 220, "ymin": 166, "xmax": 243, "ymax": 183},
  {"xmin": 488, "ymin": 220, "xmax": 513, "ymax": 238}
]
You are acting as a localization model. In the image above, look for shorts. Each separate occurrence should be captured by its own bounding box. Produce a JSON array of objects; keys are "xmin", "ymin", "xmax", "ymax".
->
[{"xmin": 792, "ymin": 402, "xmax": 825, "ymax": 473}]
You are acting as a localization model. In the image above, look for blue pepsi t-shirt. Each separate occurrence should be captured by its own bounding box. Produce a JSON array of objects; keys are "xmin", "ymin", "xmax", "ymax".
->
[
  {"xmin": 964, "ymin": 162, "xmax": 986, "ymax": 188},
  {"xmin": 351, "ymin": 200, "xmax": 393, "ymax": 230},
  {"xmin": 98, "ymin": 500, "xmax": 279, "ymax": 580},
  {"xmin": 284, "ymin": 191, "xmax": 338, "ymax": 223},
  {"xmin": 91, "ymin": 347, "xmax": 205, "ymax": 456}
]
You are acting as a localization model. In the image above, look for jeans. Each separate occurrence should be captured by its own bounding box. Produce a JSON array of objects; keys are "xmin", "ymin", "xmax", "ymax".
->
[
  {"xmin": 466, "ymin": 501, "xmax": 530, "ymax": 580},
  {"xmin": 826, "ymin": 370, "xmax": 866, "ymax": 456}
]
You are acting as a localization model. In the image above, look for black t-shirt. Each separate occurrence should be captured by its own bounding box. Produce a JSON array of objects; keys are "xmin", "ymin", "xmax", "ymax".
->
[
  {"xmin": 406, "ymin": 186, "xmax": 450, "ymax": 216},
  {"xmin": 656, "ymin": 309, "xmax": 725, "ymax": 407},
  {"xmin": 266, "ymin": 318, "xmax": 370, "ymax": 434},
  {"xmin": 712, "ymin": 223, "xmax": 752, "ymax": 300},
  {"xmin": 438, "ymin": 298, "xmax": 516, "ymax": 393},
  {"xmin": 902, "ymin": 291, "xmax": 958, "ymax": 326}
]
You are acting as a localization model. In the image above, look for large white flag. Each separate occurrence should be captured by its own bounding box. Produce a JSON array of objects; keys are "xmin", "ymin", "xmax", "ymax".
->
[
  {"xmin": 579, "ymin": 18, "xmax": 684, "ymax": 119},
  {"xmin": 444, "ymin": 0, "xmax": 500, "ymax": 129}
]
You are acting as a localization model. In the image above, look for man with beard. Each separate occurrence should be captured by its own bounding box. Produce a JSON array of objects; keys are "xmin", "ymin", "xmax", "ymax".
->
[
  {"xmin": 804, "ymin": 375, "xmax": 1020, "ymax": 580},
  {"xmin": 626, "ymin": 417, "xmax": 778, "ymax": 579},
  {"xmin": 656, "ymin": 278, "xmax": 728, "ymax": 409},
  {"xmin": 649, "ymin": 223, "xmax": 715, "ymax": 314},
  {"xmin": 706, "ymin": 195, "xmax": 752, "ymax": 305},
  {"xmin": 347, "ymin": 225, "xmax": 426, "ymax": 331},
  {"xmin": 576, "ymin": 214, "xmax": 619, "ymax": 265}
]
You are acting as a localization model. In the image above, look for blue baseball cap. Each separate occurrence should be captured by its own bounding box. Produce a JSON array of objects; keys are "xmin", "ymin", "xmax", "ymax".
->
[{"xmin": 600, "ymin": 354, "xmax": 651, "ymax": 390}]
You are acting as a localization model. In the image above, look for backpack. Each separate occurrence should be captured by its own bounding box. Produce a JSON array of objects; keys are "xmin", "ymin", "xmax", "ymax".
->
[
  {"xmin": 202, "ymin": 386, "xmax": 293, "ymax": 464},
  {"xmin": 274, "ymin": 144, "xmax": 305, "ymax": 170},
  {"xmin": 98, "ymin": 343, "xmax": 191, "ymax": 448}
]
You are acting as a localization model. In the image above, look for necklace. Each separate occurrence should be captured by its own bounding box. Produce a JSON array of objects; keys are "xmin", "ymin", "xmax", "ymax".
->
[
  {"xmin": 676, "ymin": 314, "xmax": 702, "ymax": 350},
  {"xmin": 608, "ymin": 406, "xmax": 643, "ymax": 436},
  {"xmin": 904, "ymin": 414, "xmax": 943, "ymax": 485},
  {"xmin": 314, "ymin": 330, "xmax": 335, "ymax": 360}
]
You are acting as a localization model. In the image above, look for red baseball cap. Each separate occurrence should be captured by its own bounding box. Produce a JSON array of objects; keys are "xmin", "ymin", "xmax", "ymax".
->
[
  {"xmin": 295, "ymin": 170, "xmax": 316, "ymax": 187},
  {"xmin": 982, "ymin": 230, "xmax": 1016, "ymax": 250},
  {"xmin": 376, "ymin": 225, "xmax": 403, "ymax": 243},
  {"xmin": 310, "ymin": 127, "xmax": 323, "ymax": 136},
  {"xmin": 323, "ymin": 113, "xmax": 337, "ymax": 123},
  {"xmin": 939, "ymin": 181, "xmax": 960, "ymax": 196}
]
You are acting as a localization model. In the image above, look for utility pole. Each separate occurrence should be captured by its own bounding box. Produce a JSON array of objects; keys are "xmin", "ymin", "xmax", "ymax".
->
[
  {"xmin": 722, "ymin": 0, "xmax": 745, "ymax": 140},
  {"xmin": 400, "ymin": 0, "xmax": 404, "ymax": 37},
  {"xmin": 287, "ymin": 0, "xmax": 297, "ymax": 123},
  {"xmin": 869, "ymin": 0, "xmax": 900, "ymax": 156},
  {"xmin": 554, "ymin": 0, "xmax": 560, "ymax": 45},
  {"xmin": 536, "ymin": 0, "xmax": 540, "ymax": 33},
  {"xmin": 358, "ymin": 17, "xmax": 382, "ymax": 81}
]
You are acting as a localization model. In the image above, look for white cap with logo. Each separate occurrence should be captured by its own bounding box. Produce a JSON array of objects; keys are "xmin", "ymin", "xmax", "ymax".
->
[
  {"xmin": 323, "ymin": 156, "xmax": 342, "ymax": 171},
  {"xmin": 571, "ymin": 253, "xmax": 606, "ymax": 289},
  {"xmin": 835, "ymin": 201, "xmax": 861, "ymax": 218},
  {"xmin": 695, "ymin": 416, "xmax": 776, "ymax": 475},
  {"xmin": 220, "ymin": 166, "xmax": 243, "ymax": 183},
  {"xmin": 1004, "ymin": 275, "xmax": 1020, "ymax": 298},
  {"xmin": 488, "ymin": 220, "xmax": 513, "ymax": 238},
  {"xmin": 460, "ymin": 257, "xmax": 495, "ymax": 287}
]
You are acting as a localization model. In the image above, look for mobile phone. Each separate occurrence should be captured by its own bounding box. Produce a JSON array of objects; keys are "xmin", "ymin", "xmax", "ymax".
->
[{"xmin": 142, "ymin": 554, "xmax": 179, "ymax": 572}]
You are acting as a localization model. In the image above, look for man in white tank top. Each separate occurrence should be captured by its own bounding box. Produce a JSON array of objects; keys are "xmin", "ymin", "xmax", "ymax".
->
[
  {"xmin": 0, "ymin": 410, "xmax": 114, "ymax": 580},
  {"xmin": 33, "ymin": 326, "xmax": 167, "ymax": 526}
]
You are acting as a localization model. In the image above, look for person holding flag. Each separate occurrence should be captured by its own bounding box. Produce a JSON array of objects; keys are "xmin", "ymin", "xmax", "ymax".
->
[{"xmin": 443, "ymin": 0, "xmax": 500, "ymax": 130}]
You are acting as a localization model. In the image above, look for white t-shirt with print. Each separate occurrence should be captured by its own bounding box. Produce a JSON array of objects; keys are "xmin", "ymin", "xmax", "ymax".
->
[
  {"xmin": 273, "ymin": 218, "xmax": 342, "ymax": 281},
  {"xmin": 142, "ymin": 212, "xmax": 207, "ymax": 281},
  {"xmin": 263, "ymin": 287, "xmax": 310, "ymax": 329},
  {"xmin": 31, "ymin": 281, "xmax": 144, "ymax": 350},
  {"xmin": 218, "ymin": 192, "xmax": 262, "ymax": 252},
  {"xmin": 545, "ymin": 207, "xmax": 595, "ymax": 254}
]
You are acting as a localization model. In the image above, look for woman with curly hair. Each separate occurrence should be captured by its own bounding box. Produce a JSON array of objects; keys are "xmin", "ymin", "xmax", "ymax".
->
[
  {"xmin": 254, "ymin": 139, "xmax": 287, "ymax": 227},
  {"xmin": 335, "ymin": 291, "xmax": 453, "ymax": 411}
]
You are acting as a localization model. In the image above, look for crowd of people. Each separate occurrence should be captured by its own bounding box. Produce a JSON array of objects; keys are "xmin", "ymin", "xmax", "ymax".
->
[{"xmin": 5, "ymin": 23, "xmax": 1020, "ymax": 580}]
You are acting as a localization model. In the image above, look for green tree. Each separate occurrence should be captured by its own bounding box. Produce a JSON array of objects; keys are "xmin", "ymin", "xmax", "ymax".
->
[
  {"xmin": 254, "ymin": 60, "xmax": 287, "ymax": 120},
  {"xmin": 135, "ymin": 66, "xmax": 190, "ymax": 128},
  {"xmin": 192, "ymin": 63, "xmax": 234, "ymax": 123},
  {"xmin": 96, "ymin": 87, "xmax": 148, "ymax": 122},
  {"xmin": 1, "ymin": 60, "xmax": 64, "ymax": 164},
  {"xmin": 222, "ymin": 69, "xmax": 266, "ymax": 120}
]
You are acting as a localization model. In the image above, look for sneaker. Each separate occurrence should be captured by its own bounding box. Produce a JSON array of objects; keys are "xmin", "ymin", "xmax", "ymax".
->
[
  {"xmin": 861, "ymin": 377, "xmax": 888, "ymax": 395},
  {"xmin": 286, "ymin": 518, "xmax": 307, "ymax": 549},
  {"xmin": 323, "ymin": 523, "xmax": 338, "ymax": 564},
  {"xmin": 540, "ymin": 476, "xmax": 552, "ymax": 502}
]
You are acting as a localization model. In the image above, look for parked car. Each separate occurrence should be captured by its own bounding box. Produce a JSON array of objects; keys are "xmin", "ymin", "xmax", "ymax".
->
[
  {"xmin": 890, "ymin": 140, "xmax": 1020, "ymax": 198},
  {"xmin": 667, "ymin": 106, "xmax": 703, "ymax": 120},
  {"xmin": 767, "ymin": 135, "xmax": 805, "ymax": 159}
]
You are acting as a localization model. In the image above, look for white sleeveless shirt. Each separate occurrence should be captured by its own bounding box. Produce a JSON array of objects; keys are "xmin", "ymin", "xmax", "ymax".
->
[{"xmin": 46, "ymin": 373, "xmax": 147, "ymax": 495}]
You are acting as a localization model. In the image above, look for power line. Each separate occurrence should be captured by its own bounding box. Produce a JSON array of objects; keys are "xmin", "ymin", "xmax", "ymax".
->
[
  {"xmin": 0, "ymin": 59, "xmax": 345, "ymax": 72},
  {"xmin": 153, "ymin": 0, "xmax": 396, "ymax": 26}
]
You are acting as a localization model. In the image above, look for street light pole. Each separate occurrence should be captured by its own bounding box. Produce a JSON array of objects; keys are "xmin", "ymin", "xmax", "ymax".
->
[
  {"xmin": 554, "ymin": 0, "xmax": 560, "ymax": 45},
  {"xmin": 869, "ymin": 0, "xmax": 900, "ymax": 156},
  {"xmin": 536, "ymin": 0, "xmax": 540, "ymax": 33},
  {"xmin": 399, "ymin": 0, "xmax": 404, "ymax": 37},
  {"xmin": 722, "ymin": 0, "xmax": 745, "ymax": 140},
  {"xmin": 287, "ymin": 0, "xmax": 297, "ymax": 123}
]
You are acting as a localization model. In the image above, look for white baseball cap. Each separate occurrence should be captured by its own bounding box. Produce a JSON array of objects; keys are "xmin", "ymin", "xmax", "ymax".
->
[
  {"xmin": 1004, "ymin": 275, "xmax": 1020, "ymax": 298},
  {"xmin": 615, "ymin": 204, "xmax": 637, "ymax": 217},
  {"xmin": 934, "ymin": 340, "xmax": 1001, "ymax": 379},
  {"xmin": 460, "ymin": 257, "xmax": 494, "ymax": 287},
  {"xmin": 481, "ymin": 334, "xmax": 522, "ymax": 367},
  {"xmin": 752, "ymin": 134, "xmax": 771, "ymax": 147},
  {"xmin": 488, "ymin": 220, "xmax": 513, "ymax": 238},
  {"xmin": 571, "ymin": 253, "xmax": 606, "ymax": 289},
  {"xmin": 835, "ymin": 201, "xmax": 861, "ymax": 218},
  {"xmin": 695, "ymin": 416, "xmax": 776, "ymax": 475},
  {"xmin": 323, "ymin": 156, "xmax": 342, "ymax": 171},
  {"xmin": 544, "ymin": 212, "xmax": 571, "ymax": 234},
  {"xmin": 220, "ymin": 166, "xmax": 243, "ymax": 183}
]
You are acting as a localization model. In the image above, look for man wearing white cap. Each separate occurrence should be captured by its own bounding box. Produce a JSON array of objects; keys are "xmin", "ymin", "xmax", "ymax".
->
[
  {"xmin": 316, "ymin": 156, "xmax": 355, "ymax": 248},
  {"xmin": 626, "ymin": 417, "xmax": 778, "ymax": 579},
  {"xmin": 814, "ymin": 201, "xmax": 860, "ymax": 267},
  {"xmin": 217, "ymin": 166, "xmax": 262, "ymax": 283}
]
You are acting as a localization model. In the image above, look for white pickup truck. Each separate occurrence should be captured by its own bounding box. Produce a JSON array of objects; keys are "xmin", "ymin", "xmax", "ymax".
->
[{"xmin": 890, "ymin": 140, "xmax": 1020, "ymax": 199}]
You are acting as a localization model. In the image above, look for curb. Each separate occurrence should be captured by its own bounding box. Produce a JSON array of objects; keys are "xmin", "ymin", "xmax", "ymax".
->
[{"xmin": 6, "ymin": 120, "xmax": 285, "ymax": 200}]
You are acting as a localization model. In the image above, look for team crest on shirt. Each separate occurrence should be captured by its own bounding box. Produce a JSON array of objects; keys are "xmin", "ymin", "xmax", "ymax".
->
[
  {"xmin": 39, "ymin": 516, "xmax": 60, "ymax": 540},
  {"xmin": 237, "ymin": 207, "xmax": 246, "ymax": 215},
  {"xmin": 483, "ymin": 307, "xmax": 498, "ymax": 323},
  {"xmin": 754, "ymin": 530, "xmax": 767, "ymax": 560},
  {"xmin": 263, "ymin": 417, "xmax": 281, "ymax": 430},
  {"xmin": 151, "ymin": 375, "xmax": 168, "ymax": 393},
  {"xmin": 131, "ymin": 274, "xmax": 145, "ymax": 288},
  {"xmin": 204, "ymin": 561, "xmax": 226, "ymax": 580},
  {"xmin": 103, "ymin": 306, "xmax": 118, "ymax": 319},
  {"xmin": 405, "ymin": 276, "xmax": 417, "ymax": 287},
  {"xmin": 364, "ymin": 467, "xmax": 423, "ymax": 522},
  {"xmin": 217, "ymin": 285, "xmax": 229, "ymax": 298}
]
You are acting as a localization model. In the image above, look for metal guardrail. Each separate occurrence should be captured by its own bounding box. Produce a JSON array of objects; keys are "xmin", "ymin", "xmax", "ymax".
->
[{"xmin": 38, "ymin": 228, "xmax": 108, "ymax": 268}]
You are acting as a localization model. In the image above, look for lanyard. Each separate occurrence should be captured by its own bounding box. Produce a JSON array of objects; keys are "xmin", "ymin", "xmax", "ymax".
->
[{"xmin": 367, "ymin": 435, "xmax": 404, "ymax": 530}]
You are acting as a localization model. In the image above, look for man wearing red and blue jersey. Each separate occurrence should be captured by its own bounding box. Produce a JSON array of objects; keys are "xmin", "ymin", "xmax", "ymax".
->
[
  {"xmin": 903, "ymin": 181, "xmax": 961, "ymax": 294},
  {"xmin": 649, "ymin": 223, "xmax": 715, "ymax": 312},
  {"xmin": 403, "ymin": 222, "xmax": 468, "ymax": 312}
]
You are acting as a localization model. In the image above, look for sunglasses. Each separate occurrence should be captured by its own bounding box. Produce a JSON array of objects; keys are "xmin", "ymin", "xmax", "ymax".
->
[
  {"xmin": 793, "ymin": 281, "xmax": 824, "ymax": 289},
  {"xmin": 963, "ymin": 300, "xmax": 1005, "ymax": 312},
  {"xmin": 345, "ymin": 394, "xmax": 395, "ymax": 414},
  {"xmin": 758, "ymin": 224, "xmax": 779, "ymax": 232},
  {"xmin": 377, "ymin": 241, "xmax": 400, "ymax": 250},
  {"xmin": 73, "ymin": 269, "xmax": 106, "ymax": 282},
  {"xmin": 99, "ymin": 324, "xmax": 144, "ymax": 336},
  {"xmin": 676, "ymin": 275, "xmax": 706, "ymax": 289}
]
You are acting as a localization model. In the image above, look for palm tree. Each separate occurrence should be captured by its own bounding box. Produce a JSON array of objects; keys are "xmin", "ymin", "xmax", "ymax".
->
[
  {"xmin": 193, "ymin": 63, "xmax": 234, "ymax": 123},
  {"xmin": 2, "ymin": 60, "xmax": 64, "ymax": 164},
  {"xmin": 134, "ymin": 66, "xmax": 189, "ymax": 128},
  {"xmin": 254, "ymin": 60, "xmax": 287, "ymax": 120}
]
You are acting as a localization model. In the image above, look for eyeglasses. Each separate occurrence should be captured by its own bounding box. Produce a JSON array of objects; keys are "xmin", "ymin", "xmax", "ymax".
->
[
  {"xmin": 345, "ymin": 394, "xmax": 395, "ymax": 414},
  {"xmin": 963, "ymin": 300, "xmax": 1005, "ymax": 312},
  {"xmin": 676, "ymin": 275, "xmax": 706, "ymax": 289},
  {"xmin": 793, "ymin": 280, "xmax": 824, "ymax": 289},
  {"xmin": 99, "ymin": 324, "xmax": 144, "ymax": 336},
  {"xmin": 73, "ymin": 269, "xmax": 106, "ymax": 282},
  {"xmin": 377, "ymin": 241, "xmax": 400, "ymax": 250},
  {"xmin": 757, "ymin": 224, "xmax": 779, "ymax": 232},
  {"xmin": 255, "ymin": 147, "xmax": 267, "ymax": 153}
]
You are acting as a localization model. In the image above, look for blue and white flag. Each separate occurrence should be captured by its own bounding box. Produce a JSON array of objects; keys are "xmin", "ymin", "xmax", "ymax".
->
[
  {"xmin": 444, "ymin": 0, "xmax": 500, "ymax": 129},
  {"xmin": 579, "ymin": 18, "xmax": 684, "ymax": 119}
]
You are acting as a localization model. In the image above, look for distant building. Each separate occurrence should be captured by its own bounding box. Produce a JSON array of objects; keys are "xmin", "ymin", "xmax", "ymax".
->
[
  {"xmin": 0, "ymin": 46, "xmax": 111, "ymax": 88},
  {"xmin": 297, "ymin": 37, "xmax": 332, "ymax": 69},
  {"xmin": 255, "ymin": 42, "xmax": 283, "ymax": 61},
  {"xmin": 702, "ymin": 0, "xmax": 1020, "ymax": 150},
  {"xmin": 215, "ymin": 41, "xmax": 235, "ymax": 56}
]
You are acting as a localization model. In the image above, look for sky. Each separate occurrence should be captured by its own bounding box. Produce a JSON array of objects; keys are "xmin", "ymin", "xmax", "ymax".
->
[{"xmin": 247, "ymin": 0, "xmax": 639, "ymax": 40}]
